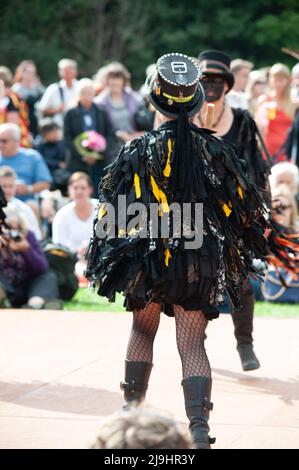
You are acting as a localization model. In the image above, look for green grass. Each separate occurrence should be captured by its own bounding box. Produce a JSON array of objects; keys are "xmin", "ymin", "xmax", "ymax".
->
[
  {"xmin": 64, "ymin": 288, "xmax": 299, "ymax": 317},
  {"xmin": 254, "ymin": 301, "xmax": 298, "ymax": 318},
  {"xmin": 63, "ymin": 288, "xmax": 126, "ymax": 312}
]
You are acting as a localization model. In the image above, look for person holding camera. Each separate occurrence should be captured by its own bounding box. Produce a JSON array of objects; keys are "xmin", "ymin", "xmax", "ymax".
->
[{"xmin": 0, "ymin": 204, "xmax": 62, "ymax": 309}]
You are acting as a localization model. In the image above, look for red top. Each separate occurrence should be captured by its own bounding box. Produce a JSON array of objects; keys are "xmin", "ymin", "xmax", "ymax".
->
[{"xmin": 265, "ymin": 108, "xmax": 292, "ymax": 160}]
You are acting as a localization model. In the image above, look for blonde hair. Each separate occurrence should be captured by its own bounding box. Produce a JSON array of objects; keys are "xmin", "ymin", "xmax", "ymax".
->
[
  {"xmin": 230, "ymin": 59, "xmax": 253, "ymax": 74},
  {"xmin": 271, "ymin": 184, "xmax": 298, "ymax": 228},
  {"xmin": 269, "ymin": 63, "xmax": 294, "ymax": 117},
  {"xmin": 4, "ymin": 203, "xmax": 28, "ymax": 234},
  {"xmin": 91, "ymin": 407, "xmax": 194, "ymax": 449},
  {"xmin": 246, "ymin": 70, "xmax": 267, "ymax": 114}
]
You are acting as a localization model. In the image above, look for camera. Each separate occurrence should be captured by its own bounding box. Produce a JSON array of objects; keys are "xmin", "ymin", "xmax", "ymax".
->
[{"xmin": 8, "ymin": 229, "xmax": 22, "ymax": 242}]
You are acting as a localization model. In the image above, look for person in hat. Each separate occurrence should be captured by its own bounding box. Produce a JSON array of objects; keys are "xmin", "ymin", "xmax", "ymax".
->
[
  {"xmin": 85, "ymin": 53, "xmax": 270, "ymax": 448},
  {"xmin": 194, "ymin": 50, "xmax": 271, "ymax": 372}
]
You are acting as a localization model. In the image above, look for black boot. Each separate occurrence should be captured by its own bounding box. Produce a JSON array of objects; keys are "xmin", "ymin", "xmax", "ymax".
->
[
  {"xmin": 231, "ymin": 281, "xmax": 260, "ymax": 371},
  {"xmin": 182, "ymin": 376, "xmax": 216, "ymax": 449},
  {"xmin": 120, "ymin": 360, "xmax": 153, "ymax": 410},
  {"xmin": 237, "ymin": 344, "xmax": 260, "ymax": 371}
]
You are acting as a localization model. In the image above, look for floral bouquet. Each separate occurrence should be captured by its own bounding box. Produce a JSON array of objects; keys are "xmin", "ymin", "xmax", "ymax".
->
[{"xmin": 74, "ymin": 130, "xmax": 107, "ymax": 160}]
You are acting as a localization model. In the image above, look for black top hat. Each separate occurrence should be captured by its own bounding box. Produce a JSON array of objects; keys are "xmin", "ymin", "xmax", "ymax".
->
[
  {"xmin": 147, "ymin": 53, "xmax": 205, "ymax": 118},
  {"xmin": 198, "ymin": 50, "xmax": 235, "ymax": 92}
]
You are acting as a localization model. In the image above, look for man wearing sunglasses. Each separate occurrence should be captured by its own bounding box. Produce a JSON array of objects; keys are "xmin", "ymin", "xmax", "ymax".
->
[{"xmin": 0, "ymin": 123, "xmax": 52, "ymax": 205}]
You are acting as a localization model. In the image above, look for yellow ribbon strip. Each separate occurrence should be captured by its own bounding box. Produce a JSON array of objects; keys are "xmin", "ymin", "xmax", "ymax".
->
[
  {"xmin": 134, "ymin": 173, "xmax": 141, "ymax": 199},
  {"xmin": 150, "ymin": 175, "xmax": 170, "ymax": 214},
  {"xmin": 163, "ymin": 137, "xmax": 172, "ymax": 177},
  {"xmin": 237, "ymin": 185, "xmax": 244, "ymax": 200},
  {"xmin": 164, "ymin": 248, "xmax": 172, "ymax": 267},
  {"xmin": 222, "ymin": 203, "xmax": 232, "ymax": 217},
  {"xmin": 162, "ymin": 91, "xmax": 195, "ymax": 103},
  {"xmin": 98, "ymin": 204, "xmax": 107, "ymax": 221}
]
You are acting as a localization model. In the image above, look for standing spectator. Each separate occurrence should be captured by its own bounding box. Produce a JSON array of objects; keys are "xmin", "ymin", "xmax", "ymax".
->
[
  {"xmin": 226, "ymin": 58, "xmax": 253, "ymax": 110},
  {"xmin": 291, "ymin": 62, "xmax": 299, "ymax": 101},
  {"xmin": 0, "ymin": 166, "xmax": 42, "ymax": 240},
  {"xmin": 37, "ymin": 59, "xmax": 78, "ymax": 129},
  {"xmin": 246, "ymin": 70, "xmax": 268, "ymax": 116},
  {"xmin": 0, "ymin": 123, "xmax": 52, "ymax": 205},
  {"xmin": 94, "ymin": 62, "xmax": 143, "ymax": 152},
  {"xmin": 12, "ymin": 60, "xmax": 45, "ymax": 137},
  {"xmin": 64, "ymin": 78, "xmax": 114, "ymax": 194},
  {"xmin": 256, "ymin": 63, "xmax": 296, "ymax": 161},
  {"xmin": 0, "ymin": 66, "xmax": 31, "ymax": 147}
]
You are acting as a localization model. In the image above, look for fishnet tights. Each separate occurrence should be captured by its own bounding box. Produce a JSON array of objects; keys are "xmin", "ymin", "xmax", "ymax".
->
[
  {"xmin": 126, "ymin": 303, "xmax": 161, "ymax": 362},
  {"xmin": 126, "ymin": 303, "xmax": 211, "ymax": 379},
  {"xmin": 174, "ymin": 304, "xmax": 211, "ymax": 378}
]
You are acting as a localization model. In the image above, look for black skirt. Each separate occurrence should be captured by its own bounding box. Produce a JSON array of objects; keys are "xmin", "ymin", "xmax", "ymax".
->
[{"xmin": 85, "ymin": 121, "xmax": 269, "ymax": 320}]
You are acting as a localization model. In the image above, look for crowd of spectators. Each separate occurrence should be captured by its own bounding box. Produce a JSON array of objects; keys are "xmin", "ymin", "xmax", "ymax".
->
[{"xmin": 1, "ymin": 54, "xmax": 299, "ymax": 309}]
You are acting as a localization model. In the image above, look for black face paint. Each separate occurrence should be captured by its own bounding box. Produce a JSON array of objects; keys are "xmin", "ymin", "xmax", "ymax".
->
[{"xmin": 201, "ymin": 75, "xmax": 225, "ymax": 102}]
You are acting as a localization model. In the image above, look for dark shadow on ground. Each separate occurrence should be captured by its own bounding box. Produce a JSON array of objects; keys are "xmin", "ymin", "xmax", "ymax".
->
[{"xmin": 0, "ymin": 380, "xmax": 122, "ymax": 415}]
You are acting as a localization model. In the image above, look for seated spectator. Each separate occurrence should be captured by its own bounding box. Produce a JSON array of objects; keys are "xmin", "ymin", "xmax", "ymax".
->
[
  {"xmin": 91, "ymin": 407, "xmax": 193, "ymax": 449},
  {"xmin": 39, "ymin": 189, "xmax": 67, "ymax": 240},
  {"xmin": 52, "ymin": 172, "xmax": 97, "ymax": 283},
  {"xmin": 271, "ymin": 184, "xmax": 299, "ymax": 229},
  {"xmin": 64, "ymin": 78, "xmax": 113, "ymax": 194},
  {"xmin": 261, "ymin": 184, "xmax": 299, "ymax": 303},
  {"xmin": 12, "ymin": 60, "xmax": 45, "ymax": 138},
  {"xmin": 0, "ymin": 204, "xmax": 62, "ymax": 309},
  {"xmin": 0, "ymin": 66, "xmax": 31, "ymax": 147},
  {"xmin": 0, "ymin": 166, "xmax": 42, "ymax": 240},
  {"xmin": 270, "ymin": 161, "xmax": 299, "ymax": 210},
  {"xmin": 0, "ymin": 123, "xmax": 52, "ymax": 207},
  {"xmin": 34, "ymin": 120, "xmax": 68, "ymax": 194}
]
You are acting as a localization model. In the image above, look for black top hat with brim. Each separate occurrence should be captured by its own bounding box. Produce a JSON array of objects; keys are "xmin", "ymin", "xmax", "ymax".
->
[
  {"xmin": 198, "ymin": 50, "xmax": 235, "ymax": 92},
  {"xmin": 146, "ymin": 53, "xmax": 205, "ymax": 118}
]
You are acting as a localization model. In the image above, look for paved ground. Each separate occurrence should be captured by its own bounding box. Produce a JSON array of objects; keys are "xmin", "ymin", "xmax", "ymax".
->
[{"xmin": 0, "ymin": 309, "xmax": 298, "ymax": 449}]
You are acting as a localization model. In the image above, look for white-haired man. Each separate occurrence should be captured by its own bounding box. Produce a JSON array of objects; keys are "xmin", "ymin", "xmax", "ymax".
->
[
  {"xmin": 37, "ymin": 58, "xmax": 78, "ymax": 128},
  {"xmin": 0, "ymin": 123, "xmax": 52, "ymax": 204}
]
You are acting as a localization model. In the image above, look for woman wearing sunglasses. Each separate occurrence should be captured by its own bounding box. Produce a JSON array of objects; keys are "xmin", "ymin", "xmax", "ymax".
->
[{"xmin": 193, "ymin": 50, "xmax": 271, "ymax": 372}]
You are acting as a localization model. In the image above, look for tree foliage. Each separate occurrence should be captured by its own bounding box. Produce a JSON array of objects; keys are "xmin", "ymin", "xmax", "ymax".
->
[{"xmin": 0, "ymin": 0, "xmax": 298, "ymax": 86}]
